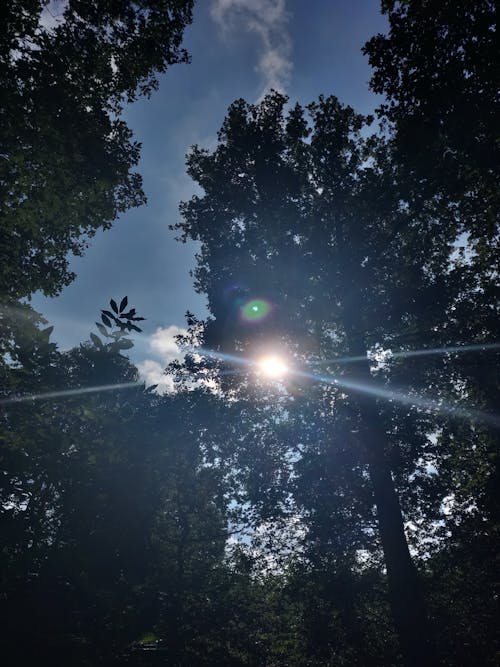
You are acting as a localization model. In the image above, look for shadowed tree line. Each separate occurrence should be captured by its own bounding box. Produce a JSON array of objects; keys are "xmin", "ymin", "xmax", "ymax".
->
[{"xmin": 1, "ymin": 2, "xmax": 498, "ymax": 665}]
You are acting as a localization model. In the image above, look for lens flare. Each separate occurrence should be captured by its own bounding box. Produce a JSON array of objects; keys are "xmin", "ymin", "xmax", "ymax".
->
[
  {"xmin": 191, "ymin": 342, "xmax": 500, "ymax": 427},
  {"xmin": 258, "ymin": 355, "xmax": 288, "ymax": 378},
  {"xmin": 0, "ymin": 382, "xmax": 139, "ymax": 405},
  {"xmin": 293, "ymin": 369, "xmax": 500, "ymax": 427},
  {"xmin": 241, "ymin": 299, "xmax": 271, "ymax": 322},
  {"xmin": 316, "ymin": 343, "xmax": 500, "ymax": 367},
  {"xmin": 193, "ymin": 348, "xmax": 249, "ymax": 366}
]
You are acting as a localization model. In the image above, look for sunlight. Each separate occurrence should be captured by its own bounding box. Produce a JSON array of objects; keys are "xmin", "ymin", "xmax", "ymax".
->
[
  {"xmin": 317, "ymin": 342, "xmax": 500, "ymax": 366},
  {"xmin": 0, "ymin": 382, "xmax": 140, "ymax": 405},
  {"xmin": 257, "ymin": 355, "xmax": 289, "ymax": 378},
  {"xmin": 293, "ymin": 369, "xmax": 500, "ymax": 428},
  {"xmin": 192, "ymin": 344, "xmax": 499, "ymax": 425}
]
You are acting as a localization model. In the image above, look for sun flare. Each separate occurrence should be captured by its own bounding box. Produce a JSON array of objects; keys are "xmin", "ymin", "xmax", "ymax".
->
[{"xmin": 257, "ymin": 355, "xmax": 288, "ymax": 378}]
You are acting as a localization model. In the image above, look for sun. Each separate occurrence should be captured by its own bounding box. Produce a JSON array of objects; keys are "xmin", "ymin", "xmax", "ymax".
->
[{"xmin": 257, "ymin": 355, "xmax": 288, "ymax": 378}]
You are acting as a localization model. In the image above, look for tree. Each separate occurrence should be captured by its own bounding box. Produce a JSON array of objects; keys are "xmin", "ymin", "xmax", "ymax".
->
[
  {"xmin": 0, "ymin": 300, "xmax": 234, "ymax": 665},
  {"xmin": 363, "ymin": 0, "xmax": 498, "ymax": 227},
  {"xmin": 362, "ymin": 0, "xmax": 499, "ymax": 414},
  {"xmin": 0, "ymin": 0, "xmax": 194, "ymax": 300},
  {"xmin": 173, "ymin": 91, "xmax": 496, "ymax": 665},
  {"xmin": 365, "ymin": 10, "xmax": 500, "ymax": 658}
]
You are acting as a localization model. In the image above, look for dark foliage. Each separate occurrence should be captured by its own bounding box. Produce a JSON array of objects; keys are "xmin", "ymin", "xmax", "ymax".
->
[
  {"xmin": 0, "ymin": 0, "xmax": 194, "ymax": 299},
  {"xmin": 1, "ymin": 2, "xmax": 498, "ymax": 665}
]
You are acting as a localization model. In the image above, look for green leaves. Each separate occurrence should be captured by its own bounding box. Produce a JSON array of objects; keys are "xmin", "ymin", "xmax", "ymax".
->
[
  {"xmin": 173, "ymin": 87, "xmax": 499, "ymax": 664},
  {"xmin": 90, "ymin": 332, "xmax": 102, "ymax": 348},
  {"xmin": 96, "ymin": 322, "xmax": 109, "ymax": 337},
  {"xmin": 1, "ymin": 1, "xmax": 195, "ymax": 300},
  {"xmin": 363, "ymin": 0, "xmax": 498, "ymax": 233}
]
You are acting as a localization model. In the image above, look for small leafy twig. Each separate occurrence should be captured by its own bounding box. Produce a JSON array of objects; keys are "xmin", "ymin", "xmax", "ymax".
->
[{"xmin": 90, "ymin": 297, "xmax": 145, "ymax": 352}]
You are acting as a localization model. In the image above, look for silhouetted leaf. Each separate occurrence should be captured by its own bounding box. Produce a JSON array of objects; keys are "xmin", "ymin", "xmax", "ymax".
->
[
  {"xmin": 119, "ymin": 296, "xmax": 128, "ymax": 313},
  {"xmin": 96, "ymin": 323, "xmax": 109, "ymax": 337},
  {"xmin": 101, "ymin": 313, "xmax": 112, "ymax": 327},
  {"xmin": 90, "ymin": 333, "xmax": 102, "ymax": 348},
  {"xmin": 110, "ymin": 299, "xmax": 118, "ymax": 313}
]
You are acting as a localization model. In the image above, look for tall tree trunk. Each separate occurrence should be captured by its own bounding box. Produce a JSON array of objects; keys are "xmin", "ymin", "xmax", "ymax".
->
[{"xmin": 348, "ymin": 348, "xmax": 436, "ymax": 667}]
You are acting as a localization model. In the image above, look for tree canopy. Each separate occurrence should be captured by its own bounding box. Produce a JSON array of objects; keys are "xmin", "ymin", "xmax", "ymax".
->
[
  {"xmin": 0, "ymin": 0, "xmax": 194, "ymax": 299},
  {"xmin": 1, "ymin": 1, "xmax": 498, "ymax": 665}
]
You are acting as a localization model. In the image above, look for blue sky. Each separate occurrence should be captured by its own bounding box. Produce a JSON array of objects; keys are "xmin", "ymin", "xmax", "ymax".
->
[{"xmin": 32, "ymin": 0, "xmax": 388, "ymax": 389}]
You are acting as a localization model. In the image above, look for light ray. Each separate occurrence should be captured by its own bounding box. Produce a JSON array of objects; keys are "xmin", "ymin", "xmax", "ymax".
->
[
  {"xmin": 186, "ymin": 344, "xmax": 500, "ymax": 426},
  {"xmin": 1, "ymin": 382, "xmax": 140, "ymax": 405},
  {"xmin": 190, "ymin": 347, "xmax": 252, "ymax": 367},
  {"xmin": 389, "ymin": 342, "xmax": 500, "ymax": 362},
  {"xmin": 216, "ymin": 369, "xmax": 246, "ymax": 377},
  {"xmin": 194, "ymin": 345, "xmax": 499, "ymax": 426},
  {"xmin": 294, "ymin": 369, "xmax": 500, "ymax": 428},
  {"xmin": 316, "ymin": 342, "xmax": 500, "ymax": 367}
]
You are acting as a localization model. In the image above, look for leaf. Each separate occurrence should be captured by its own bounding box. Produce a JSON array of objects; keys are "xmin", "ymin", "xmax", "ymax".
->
[
  {"xmin": 119, "ymin": 296, "xmax": 128, "ymax": 312},
  {"xmin": 145, "ymin": 384, "xmax": 158, "ymax": 393},
  {"xmin": 102, "ymin": 310, "xmax": 115, "ymax": 320},
  {"xmin": 42, "ymin": 326, "xmax": 54, "ymax": 338},
  {"xmin": 110, "ymin": 299, "xmax": 118, "ymax": 313},
  {"xmin": 101, "ymin": 313, "xmax": 112, "ymax": 327},
  {"xmin": 96, "ymin": 323, "xmax": 109, "ymax": 337},
  {"xmin": 129, "ymin": 324, "xmax": 142, "ymax": 332},
  {"xmin": 90, "ymin": 333, "xmax": 102, "ymax": 348},
  {"xmin": 118, "ymin": 339, "xmax": 134, "ymax": 350}
]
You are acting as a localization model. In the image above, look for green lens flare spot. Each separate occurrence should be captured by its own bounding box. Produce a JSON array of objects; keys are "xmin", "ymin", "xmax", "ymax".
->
[{"xmin": 241, "ymin": 299, "xmax": 271, "ymax": 322}]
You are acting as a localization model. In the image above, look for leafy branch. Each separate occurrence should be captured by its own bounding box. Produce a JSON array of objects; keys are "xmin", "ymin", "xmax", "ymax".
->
[{"xmin": 90, "ymin": 296, "xmax": 145, "ymax": 353}]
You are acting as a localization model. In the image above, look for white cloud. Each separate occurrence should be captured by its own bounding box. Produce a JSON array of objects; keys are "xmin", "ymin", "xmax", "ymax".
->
[
  {"xmin": 137, "ymin": 325, "xmax": 187, "ymax": 394},
  {"xmin": 211, "ymin": 0, "xmax": 293, "ymax": 99},
  {"xmin": 138, "ymin": 325, "xmax": 221, "ymax": 395},
  {"xmin": 137, "ymin": 359, "xmax": 175, "ymax": 394},
  {"xmin": 149, "ymin": 324, "xmax": 187, "ymax": 363}
]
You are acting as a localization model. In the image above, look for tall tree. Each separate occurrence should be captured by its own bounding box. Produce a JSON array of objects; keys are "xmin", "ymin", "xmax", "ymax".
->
[
  {"xmin": 0, "ymin": 0, "xmax": 194, "ymax": 299},
  {"xmin": 173, "ymin": 92, "xmax": 492, "ymax": 665},
  {"xmin": 365, "ymin": 7, "xmax": 500, "ymax": 648},
  {"xmin": 363, "ymin": 0, "xmax": 499, "ymax": 406},
  {"xmin": 363, "ymin": 0, "xmax": 498, "ymax": 226}
]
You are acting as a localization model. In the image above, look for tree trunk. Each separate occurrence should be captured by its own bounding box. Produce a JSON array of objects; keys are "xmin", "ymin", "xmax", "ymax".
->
[{"xmin": 348, "ymin": 353, "xmax": 437, "ymax": 667}]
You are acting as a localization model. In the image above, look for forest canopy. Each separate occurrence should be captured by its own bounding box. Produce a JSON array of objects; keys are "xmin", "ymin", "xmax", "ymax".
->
[{"xmin": 1, "ymin": 2, "xmax": 498, "ymax": 666}]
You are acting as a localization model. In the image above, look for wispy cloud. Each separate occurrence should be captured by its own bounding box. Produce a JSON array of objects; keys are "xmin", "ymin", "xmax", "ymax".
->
[
  {"xmin": 211, "ymin": 0, "xmax": 293, "ymax": 99},
  {"xmin": 137, "ymin": 325, "xmax": 186, "ymax": 393}
]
